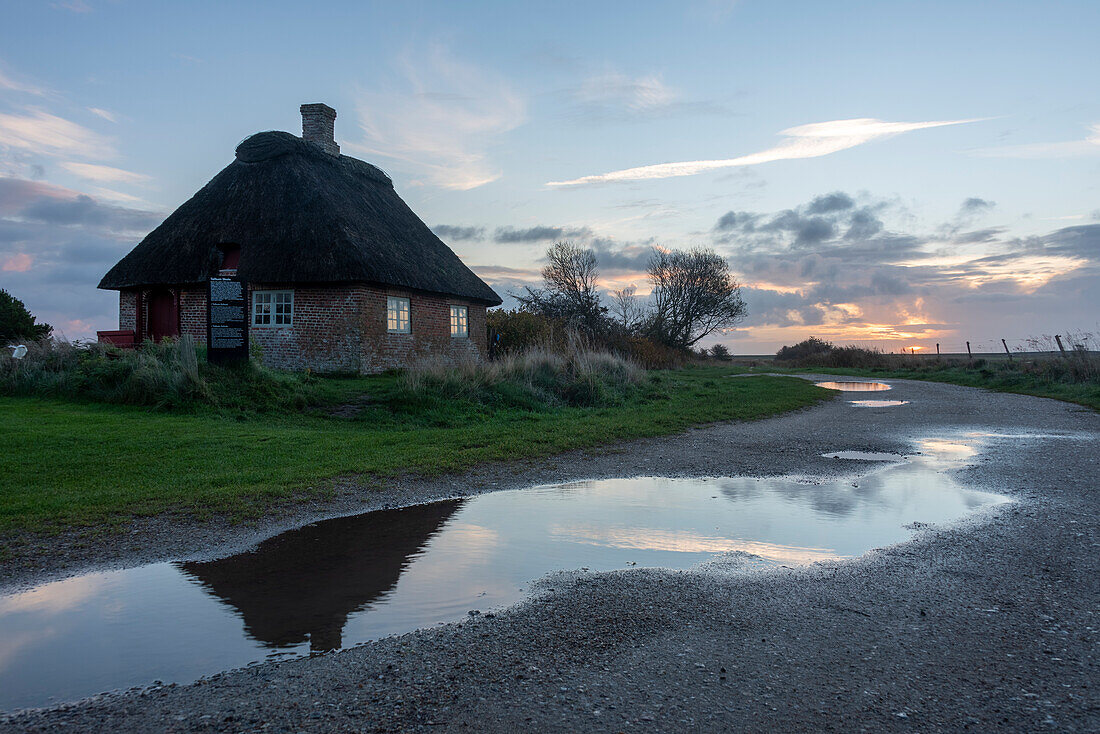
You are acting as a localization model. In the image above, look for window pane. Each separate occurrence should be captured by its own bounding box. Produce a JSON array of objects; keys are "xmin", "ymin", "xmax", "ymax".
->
[
  {"xmin": 253, "ymin": 291, "xmax": 292, "ymax": 326},
  {"xmin": 450, "ymin": 305, "xmax": 468, "ymax": 337},
  {"xmin": 387, "ymin": 297, "xmax": 410, "ymax": 333}
]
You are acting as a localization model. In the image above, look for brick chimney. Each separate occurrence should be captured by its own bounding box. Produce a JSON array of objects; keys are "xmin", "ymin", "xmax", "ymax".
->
[{"xmin": 300, "ymin": 103, "xmax": 339, "ymax": 156}]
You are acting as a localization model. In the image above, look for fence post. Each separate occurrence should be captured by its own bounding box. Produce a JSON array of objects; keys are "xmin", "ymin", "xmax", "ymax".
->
[
  {"xmin": 966, "ymin": 341, "xmax": 972, "ymax": 360},
  {"xmin": 1002, "ymin": 338, "xmax": 1012, "ymax": 361},
  {"xmin": 936, "ymin": 343, "xmax": 940, "ymax": 356},
  {"xmin": 1055, "ymin": 334, "xmax": 1066, "ymax": 355}
]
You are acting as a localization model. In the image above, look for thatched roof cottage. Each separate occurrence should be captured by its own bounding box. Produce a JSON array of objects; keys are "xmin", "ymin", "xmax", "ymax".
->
[{"xmin": 98, "ymin": 103, "xmax": 501, "ymax": 372}]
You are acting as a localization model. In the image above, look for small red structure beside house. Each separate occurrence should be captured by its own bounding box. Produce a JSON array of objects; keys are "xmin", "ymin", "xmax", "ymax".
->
[{"xmin": 98, "ymin": 103, "xmax": 501, "ymax": 373}]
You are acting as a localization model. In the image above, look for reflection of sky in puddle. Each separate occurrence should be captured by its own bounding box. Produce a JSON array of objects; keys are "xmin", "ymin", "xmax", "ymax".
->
[
  {"xmin": 822, "ymin": 451, "xmax": 903, "ymax": 461},
  {"xmin": 815, "ymin": 381, "xmax": 892, "ymax": 391},
  {"xmin": 850, "ymin": 400, "xmax": 910, "ymax": 407},
  {"xmin": 0, "ymin": 436, "xmax": 1009, "ymax": 713}
]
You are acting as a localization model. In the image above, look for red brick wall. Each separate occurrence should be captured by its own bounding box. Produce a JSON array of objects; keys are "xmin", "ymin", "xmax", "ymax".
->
[
  {"xmin": 249, "ymin": 284, "xmax": 367, "ymax": 372},
  {"xmin": 361, "ymin": 287, "xmax": 487, "ymax": 373},
  {"xmin": 180, "ymin": 290, "xmax": 206, "ymax": 342},
  {"xmin": 116, "ymin": 282, "xmax": 489, "ymax": 373}
]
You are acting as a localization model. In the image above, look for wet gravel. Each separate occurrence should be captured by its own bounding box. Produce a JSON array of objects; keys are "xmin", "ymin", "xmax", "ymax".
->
[{"xmin": 2, "ymin": 377, "xmax": 1098, "ymax": 732}]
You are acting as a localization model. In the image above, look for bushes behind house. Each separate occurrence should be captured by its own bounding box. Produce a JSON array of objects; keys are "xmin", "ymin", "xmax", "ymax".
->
[
  {"xmin": 487, "ymin": 309, "xmax": 691, "ymax": 370},
  {"xmin": 0, "ymin": 336, "xmax": 321, "ymax": 412},
  {"xmin": 401, "ymin": 339, "xmax": 648, "ymax": 410}
]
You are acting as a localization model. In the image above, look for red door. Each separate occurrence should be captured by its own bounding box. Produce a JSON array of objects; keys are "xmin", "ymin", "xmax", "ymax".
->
[{"xmin": 147, "ymin": 289, "xmax": 179, "ymax": 342}]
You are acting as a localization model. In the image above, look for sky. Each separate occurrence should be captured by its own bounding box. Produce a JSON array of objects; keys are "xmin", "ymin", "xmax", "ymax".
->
[{"xmin": 0, "ymin": 0, "xmax": 1097, "ymax": 355}]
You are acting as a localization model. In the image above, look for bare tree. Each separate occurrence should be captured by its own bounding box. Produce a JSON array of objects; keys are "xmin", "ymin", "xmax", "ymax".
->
[
  {"xmin": 645, "ymin": 248, "xmax": 746, "ymax": 350},
  {"xmin": 609, "ymin": 285, "xmax": 645, "ymax": 331},
  {"xmin": 514, "ymin": 242, "xmax": 608, "ymax": 333}
]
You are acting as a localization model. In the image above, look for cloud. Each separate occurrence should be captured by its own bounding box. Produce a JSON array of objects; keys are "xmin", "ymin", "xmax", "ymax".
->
[
  {"xmin": 806, "ymin": 192, "xmax": 855, "ymax": 214},
  {"xmin": 0, "ymin": 177, "xmax": 165, "ymax": 340},
  {"xmin": 960, "ymin": 197, "xmax": 995, "ymax": 213},
  {"xmin": 20, "ymin": 193, "xmax": 160, "ymax": 232},
  {"xmin": 52, "ymin": 0, "xmax": 92, "ymax": 11},
  {"xmin": 493, "ymin": 225, "xmax": 591, "ymax": 243},
  {"xmin": 2, "ymin": 252, "xmax": 32, "ymax": 271},
  {"xmin": 953, "ymin": 227, "xmax": 1006, "ymax": 244},
  {"xmin": 432, "ymin": 224, "xmax": 485, "ymax": 242},
  {"xmin": 588, "ymin": 237, "xmax": 657, "ymax": 272},
  {"xmin": 0, "ymin": 69, "xmax": 46, "ymax": 96},
  {"xmin": 714, "ymin": 210, "xmax": 761, "ymax": 232},
  {"xmin": 0, "ymin": 177, "xmax": 161, "ymax": 233},
  {"xmin": 709, "ymin": 191, "xmax": 1099, "ymax": 352},
  {"xmin": 547, "ymin": 116, "xmax": 983, "ymax": 186},
  {"xmin": 0, "ymin": 108, "xmax": 114, "ymax": 159},
  {"xmin": 973, "ymin": 123, "xmax": 1100, "ymax": 159},
  {"xmin": 576, "ymin": 72, "xmax": 675, "ymax": 112},
  {"xmin": 86, "ymin": 107, "xmax": 116, "ymax": 123},
  {"xmin": 60, "ymin": 162, "xmax": 150, "ymax": 184},
  {"xmin": 348, "ymin": 45, "xmax": 525, "ymax": 190}
]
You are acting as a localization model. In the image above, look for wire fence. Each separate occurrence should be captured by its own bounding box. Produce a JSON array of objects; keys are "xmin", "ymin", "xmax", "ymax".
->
[{"xmin": 887, "ymin": 331, "xmax": 1096, "ymax": 357}]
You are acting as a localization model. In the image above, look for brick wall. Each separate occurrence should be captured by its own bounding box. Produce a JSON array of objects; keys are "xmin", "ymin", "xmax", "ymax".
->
[
  {"xmin": 249, "ymin": 284, "xmax": 366, "ymax": 372},
  {"xmin": 119, "ymin": 291, "xmax": 137, "ymax": 331},
  {"xmin": 361, "ymin": 287, "xmax": 487, "ymax": 372},
  {"xmin": 115, "ymin": 282, "xmax": 488, "ymax": 373},
  {"xmin": 180, "ymin": 289, "xmax": 206, "ymax": 342}
]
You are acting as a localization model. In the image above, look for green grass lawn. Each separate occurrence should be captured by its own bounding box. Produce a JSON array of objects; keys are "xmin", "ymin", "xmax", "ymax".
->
[
  {"xmin": 0, "ymin": 369, "xmax": 827, "ymax": 535},
  {"xmin": 744, "ymin": 364, "xmax": 1100, "ymax": 411}
]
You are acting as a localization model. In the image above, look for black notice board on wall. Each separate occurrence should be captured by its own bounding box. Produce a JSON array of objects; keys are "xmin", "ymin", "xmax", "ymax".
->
[{"xmin": 207, "ymin": 276, "xmax": 248, "ymax": 364}]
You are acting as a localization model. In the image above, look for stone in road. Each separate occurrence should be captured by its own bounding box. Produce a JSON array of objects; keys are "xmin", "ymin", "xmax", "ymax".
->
[{"xmin": 4, "ymin": 377, "xmax": 1098, "ymax": 732}]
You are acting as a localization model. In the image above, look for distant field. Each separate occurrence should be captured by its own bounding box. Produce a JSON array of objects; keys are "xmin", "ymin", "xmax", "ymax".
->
[
  {"xmin": 0, "ymin": 370, "xmax": 828, "ymax": 535},
  {"xmin": 735, "ymin": 355, "xmax": 1100, "ymax": 411},
  {"xmin": 732, "ymin": 351, "xmax": 1096, "ymax": 362}
]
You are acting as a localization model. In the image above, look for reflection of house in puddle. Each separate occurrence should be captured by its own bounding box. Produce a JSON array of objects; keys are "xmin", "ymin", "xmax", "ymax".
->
[{"xmin": 178, "ymin": 499, "xmax": 464, "ymax": 652}]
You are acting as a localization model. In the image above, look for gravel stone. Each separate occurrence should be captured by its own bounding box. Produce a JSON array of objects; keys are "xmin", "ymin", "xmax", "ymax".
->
[{"xmin": 2, "ymin": 377, "xmax": 1098, "ymax": 732}]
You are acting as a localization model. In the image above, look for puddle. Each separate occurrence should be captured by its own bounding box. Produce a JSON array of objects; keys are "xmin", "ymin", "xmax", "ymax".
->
[
  {"xmin": 815, "ymin": 381, "xmax": 892, "ymax": 391},
  {"xmin": 0, "ymin": 436, "xmax": 1009, "ymax": 712},
  {"xmin": 850, "ymin": 400, "xmax": 910, "ymax": 407},
  {"xmin": 821, "ymin": 451, "xmax": 904, "ymax": 461}
]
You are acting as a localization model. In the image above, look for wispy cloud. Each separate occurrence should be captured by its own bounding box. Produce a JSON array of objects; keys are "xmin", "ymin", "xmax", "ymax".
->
[
  {"xmin": 547, "ymin": 117, "xmax": 982, "ymax": 187},
  {"xmin": 575, "ymin": 72, "xmax": 676, "ymax": 112},
  {"xmin": 86, "ymin": 107, "xmax": 116, "ymax": 123},
  {"xmin": 52, "ymin": 0, "xmax": 92, "ymax": 12},
  {"xmin": 0, "ymin": 108, "xmax": 114, "ymax": 159},
  {"xmin": 347, "ymin": 45, "xmax": 526, "ymax": 190},
  {"xmin": 60, "ymin": 161, "xmax": 149, "ymax": 184},
  {"xmin": 432, "ymin": 224, "xmax": 485, "ymax": 242},
  {"xmin": 494, "ymin": 225, "xmax": 591, "ymax": 243},
  {"xmin": 972, "ymin": 123, "xmax": 1100, "ymax": 159},
  {"xmin": 0, "ymin": 69, "xmax": 47, "ymax": 96}
]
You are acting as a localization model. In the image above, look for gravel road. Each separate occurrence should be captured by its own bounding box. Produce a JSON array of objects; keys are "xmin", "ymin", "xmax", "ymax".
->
[{"xmin": 2, "ymin": 377, "xmax": 1098, "ymax": 732}]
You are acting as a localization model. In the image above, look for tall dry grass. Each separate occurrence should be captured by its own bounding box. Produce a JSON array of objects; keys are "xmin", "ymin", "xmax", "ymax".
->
[
  {"xmin": 1, "ymin": 335, "xmax": 319, "ymax": 411},
  {"xmin": 403, "ymin": 337, "xmax": 646, "ymax": 408}
]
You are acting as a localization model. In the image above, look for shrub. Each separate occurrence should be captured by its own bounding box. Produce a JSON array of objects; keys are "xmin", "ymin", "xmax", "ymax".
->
[
  {"xmin": 0, "ymin": 289, "xmax": 52, "ymax": 343},
  {"xmin": 619, "ymin": 336, "xmax": 689, "ymax": 370},
  {"xmin": 401, "ymin": 340, "xmax": 646, "ymax": 409},
  {"xmin": 709, "ymin": 343, "xmax": 733, "ymax": 361},
  {"xmin": 775, "ymin": 337, "xmax": 835, "ymax": 362},
  {"xmin": 0, "ymin": 336, "xmax": 322, "ymax": 413},
  {"xmin": 486, "ymin": 309, "xmax": 565, "ymax": 356}
]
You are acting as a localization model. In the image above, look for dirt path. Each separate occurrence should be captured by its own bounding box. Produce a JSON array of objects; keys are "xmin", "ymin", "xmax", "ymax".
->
[{"xmin": 3, "ymin": 378, "xmax": 1098, "ymax": 732}]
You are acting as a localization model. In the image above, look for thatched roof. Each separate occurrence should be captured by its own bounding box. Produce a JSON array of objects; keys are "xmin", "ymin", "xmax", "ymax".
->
[{"xmin": 99, "ymin": 131, "xmax": 501, "ymax": 305}]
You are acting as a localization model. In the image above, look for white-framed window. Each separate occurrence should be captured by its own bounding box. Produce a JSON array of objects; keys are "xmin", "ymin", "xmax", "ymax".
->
[
  {"xmin": 252, "ymin": 290, "xmax": 293, "ymax": 327},
  {"xmin": 450, "ymin": 305, "xmax": 468, "ymax": 338},
  {"xmin": 387, "ymin": 296, "xmax": 411, "ymax": 333}
]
